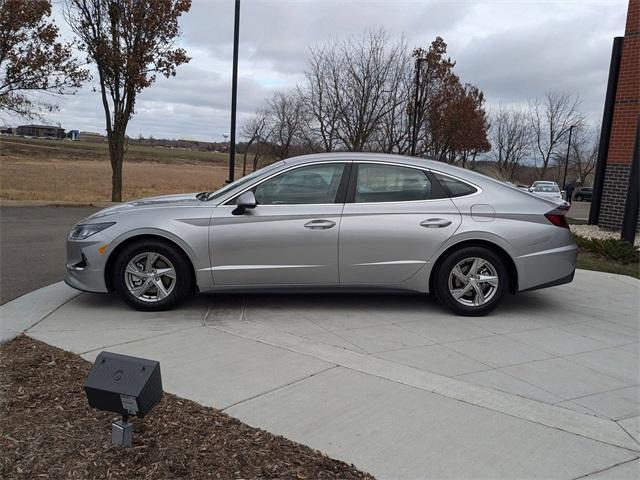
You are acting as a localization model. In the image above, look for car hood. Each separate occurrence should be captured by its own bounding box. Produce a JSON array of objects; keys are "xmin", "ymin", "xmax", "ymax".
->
[{"xmin": 83, "ymin": 193, "xmax": 201, "ymax": 222}]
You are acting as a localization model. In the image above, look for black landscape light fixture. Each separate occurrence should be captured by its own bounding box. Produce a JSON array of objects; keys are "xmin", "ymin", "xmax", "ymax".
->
[{"xmin": 84, "ymin": 351, "xmax": 163, "ymax": 447}]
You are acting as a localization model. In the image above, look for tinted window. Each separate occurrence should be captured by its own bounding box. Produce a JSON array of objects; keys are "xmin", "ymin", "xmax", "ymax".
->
[
  {"xmin": 253, "ymin": 163, "xmax": 345, "ymax": 205},
  {"xmin": 355, "ymin": 164, "xmax": 432, "ymax": 203},
  {"xmin": 433, "ymin": 173, "xmax": 477, "ymax": 197}
]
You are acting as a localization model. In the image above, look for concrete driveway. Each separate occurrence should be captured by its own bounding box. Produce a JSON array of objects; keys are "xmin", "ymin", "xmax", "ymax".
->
[{"xmin": 2, "ymin": 269, "xmax": 639, "ymax": 479}]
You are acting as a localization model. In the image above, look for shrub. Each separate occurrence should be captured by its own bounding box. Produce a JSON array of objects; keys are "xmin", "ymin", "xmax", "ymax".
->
[{"xmin": 573, "ymin": 234, "xmax": 640, "ymax": 264}]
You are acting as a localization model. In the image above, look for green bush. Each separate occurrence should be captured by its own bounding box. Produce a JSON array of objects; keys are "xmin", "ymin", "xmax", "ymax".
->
[{"xmin": 573, "ymin": 234, "xmax": 640, "ymax": 264}]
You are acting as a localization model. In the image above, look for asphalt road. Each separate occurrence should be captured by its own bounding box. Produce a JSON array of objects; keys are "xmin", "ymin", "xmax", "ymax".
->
[
  {"xmin": 0, "ymin": 206, "xmax": 99, "ymax": 304},
  {"xmin": 567, "ymin": 200, "xmax": 591, "ymax": 220}
]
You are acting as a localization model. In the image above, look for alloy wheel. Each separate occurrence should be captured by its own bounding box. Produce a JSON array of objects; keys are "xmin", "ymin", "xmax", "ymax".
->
[
  {"xmin": 124, "ymin": 252, "xmax": 177, "ymax": 303},
  {"xmin": 447, "ymin": 257, "xmax": 499, "ymax": 307}
]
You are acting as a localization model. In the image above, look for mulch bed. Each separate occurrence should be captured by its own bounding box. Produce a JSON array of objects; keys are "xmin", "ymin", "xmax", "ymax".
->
[{"xmin": 0, "ymin": 336, "xmax": 374, "ymax": 479}]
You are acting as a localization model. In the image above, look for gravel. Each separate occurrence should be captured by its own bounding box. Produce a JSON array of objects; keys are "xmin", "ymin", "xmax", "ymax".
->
[{"xmin": 570, "ymin": 224, "xmax": 640, "ymax": 247}]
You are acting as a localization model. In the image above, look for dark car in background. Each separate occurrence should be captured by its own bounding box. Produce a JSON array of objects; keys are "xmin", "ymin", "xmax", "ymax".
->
[{"xmin": 574, "ymin": 187, "xmax": 593, "ymax": 202}]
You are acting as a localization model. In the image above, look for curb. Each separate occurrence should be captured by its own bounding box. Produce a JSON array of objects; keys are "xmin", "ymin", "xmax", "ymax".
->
[{"xmin": 0, "ymin": 282, "xmax": 82, "ymax": 344}]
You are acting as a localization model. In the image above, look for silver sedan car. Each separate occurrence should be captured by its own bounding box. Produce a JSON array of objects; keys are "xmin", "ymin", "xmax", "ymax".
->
[{"xmin": 66, "ymin": 153, "xmax": 577, "ymax": 316}]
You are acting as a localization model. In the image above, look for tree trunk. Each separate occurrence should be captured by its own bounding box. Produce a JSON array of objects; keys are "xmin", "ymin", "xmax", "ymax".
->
[
  {"xmin": 109, "ymin": 132, "xmax": 125, "ymax": 202},
  {"xmin": 242, "ymin": 151, "xmax": 248, "ymax": 176}
]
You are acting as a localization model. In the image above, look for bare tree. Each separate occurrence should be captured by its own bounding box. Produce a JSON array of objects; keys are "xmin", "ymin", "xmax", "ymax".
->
[
  {"xmin": 0, "ymin": 0, "xmax": 88, "ymax": 119},
  {"xmin": 570, "ymin": 125, "xmax": 599, "ymax": 185},
  {"xmin": 240, "ymin": 109, "xmax": 269, "ymax": 175},
  {"xmin": 300, "ymin": 46, "xmax": 340, "ymax": 152},
  {"xmin": 490, "ymin": 105, "xmax": 532, "ymax": 181},
  {"xmin": 256, "ymin": 29, "xmax": 488, "ymax": 163},
  {"xmin": 264, "ymin": 90, "xmax": 306, "ymax": 160},
  {"xmin": 65, "ymin": 0, "xmax": 191, "ymax": 202},
  {"xmin": 529, "ymin": 91, "xmax": 584, "ymax": 180},
  {"xmin": 305, "ymin": 29, "xmax": 407, "ymax": 151}
]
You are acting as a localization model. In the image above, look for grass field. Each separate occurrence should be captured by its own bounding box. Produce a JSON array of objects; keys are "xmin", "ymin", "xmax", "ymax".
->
[{"xmin": 0, "ymin": 136, "xmax": 256, "ymax": 202}]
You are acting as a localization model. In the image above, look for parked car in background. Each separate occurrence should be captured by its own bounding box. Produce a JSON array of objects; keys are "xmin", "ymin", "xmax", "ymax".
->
[
  {"xmin": 66, "ymin": 153, "xmax": 577, "ymax": 316},
  {"xmin": 574, "ymin": 186, "xmax": 593, "ymax": 202},
  {"xmin": 529, "ymin": 181, "xmax": 563, "ymax": 202}
]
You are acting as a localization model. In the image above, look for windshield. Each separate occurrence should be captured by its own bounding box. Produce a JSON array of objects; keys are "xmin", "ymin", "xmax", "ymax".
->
[
  {"xmin": 534, "ymin": 185, "xmax": 560, "ymax": 193},
  {"xmin": 205, "ymin": 161, "xmax": 284, "ymax": 202}
]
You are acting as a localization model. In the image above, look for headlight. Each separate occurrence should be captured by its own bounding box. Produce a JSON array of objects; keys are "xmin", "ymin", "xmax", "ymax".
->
[{"xmin": 69, "ymin": 222, "xmax": 115, "ymax": 240}]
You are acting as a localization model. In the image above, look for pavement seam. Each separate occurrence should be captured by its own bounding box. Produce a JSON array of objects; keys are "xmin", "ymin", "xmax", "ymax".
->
[
  {"xmin": 24, "ymin": 291, "xmax": 84, "ymax": 333},
  {"xmin": 570, "ymin": 456, "xmax": 639, "ymax": 479},
  {"xmin": 220, "ymin": 365, "xmax": 339, "ymax": 412},
  {"xmin": 201, "ymin": 299, "xmax": 213, "ymax": 326},
  {"xmin": 214, "ymin": 322, "xmax": 640, "ymax": 452},
  {"xmin": 616, "ymin": 419, "xmax": 640, "ymax": 447},
  {"xmin": 73, "ymin": 325, "xmax": 203, "ymax": 356}
]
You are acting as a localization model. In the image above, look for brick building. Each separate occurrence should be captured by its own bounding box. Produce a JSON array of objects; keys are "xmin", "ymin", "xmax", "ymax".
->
[{"xmin": 591, "ymin": 0, "xmax": 639, "ymax": 233}]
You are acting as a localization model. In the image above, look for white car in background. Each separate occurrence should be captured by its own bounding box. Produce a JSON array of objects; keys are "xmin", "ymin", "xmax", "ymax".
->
[{"xmin": 529, "ymin": 181, "xmax": 564, "ymax": 202}]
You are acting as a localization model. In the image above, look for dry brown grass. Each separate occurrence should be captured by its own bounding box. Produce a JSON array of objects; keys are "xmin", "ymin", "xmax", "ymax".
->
[{"xmin": 0, "ymin": 137, "xmax": 254, "ymax": 202}]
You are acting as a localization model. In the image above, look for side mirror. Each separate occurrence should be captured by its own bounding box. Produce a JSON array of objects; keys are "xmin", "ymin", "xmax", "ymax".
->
[{"xmin": 232, "ymin": 191, "xmax": 257, "ymax": 215}]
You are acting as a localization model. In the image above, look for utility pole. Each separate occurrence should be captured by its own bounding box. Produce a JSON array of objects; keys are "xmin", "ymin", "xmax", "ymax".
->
[
  {"xmin": 228, "ymin": 0, "xmax": 241, "ymax": 183},
  {"xmin": 562, "ymin": 124, "xmax": 575, "ymax": 191},
  {"xmin": 410, "ymin": 57, "xmax": 426, "ymax": 157}
]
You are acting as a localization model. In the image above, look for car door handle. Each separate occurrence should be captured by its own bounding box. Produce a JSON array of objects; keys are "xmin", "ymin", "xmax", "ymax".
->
[
  {"xmin": 304, "ymin": 219, "xmax": 336, "ymax": 230},
  {"xmin": 420, "ymin": 218, "xmax": 452, "ymax": 228}
]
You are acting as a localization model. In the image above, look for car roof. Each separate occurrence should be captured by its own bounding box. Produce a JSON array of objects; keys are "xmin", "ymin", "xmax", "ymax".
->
[{"xmin": 281, "ymin": 152, "xmax": 491, "ymax": 184}]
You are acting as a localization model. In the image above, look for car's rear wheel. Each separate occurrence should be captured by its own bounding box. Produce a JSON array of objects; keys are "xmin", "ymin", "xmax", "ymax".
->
[
  {"xmin": 434, "ymin": 246, "xmax": 508, "ymax": 316},
  {"xmin": 113, "ymin": 239, "xmax": 193, "ymax": 311}
]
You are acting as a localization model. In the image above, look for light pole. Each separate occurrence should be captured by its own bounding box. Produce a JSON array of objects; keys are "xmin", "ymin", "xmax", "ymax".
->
[
  {"xmin": 562, "ymin": 124, "xmax": 575, "ymax": 191},
  {"xmin": 410, "ymin": 56, "xmax": 427, "ymax": 157},
  {"xmin": 228, "ymin": 0, "xmax": 241, "ymax": 183}
]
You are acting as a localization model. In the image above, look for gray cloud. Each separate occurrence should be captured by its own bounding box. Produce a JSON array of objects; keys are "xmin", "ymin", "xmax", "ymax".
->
[{"xmin": 16, "ymin": 0, "xmax": 629, "ymax": 141}]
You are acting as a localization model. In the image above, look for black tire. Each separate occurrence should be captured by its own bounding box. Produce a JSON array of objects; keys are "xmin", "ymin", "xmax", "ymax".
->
[
  {"xmin": 433, "ymin": 246, "xmax": 509, "ymax": 316},
  {"xmin": 113, "ymin": 239, "xmax": 193, "ymax": 311}
]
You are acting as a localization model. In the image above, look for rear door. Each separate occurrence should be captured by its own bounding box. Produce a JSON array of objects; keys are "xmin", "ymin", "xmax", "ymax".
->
[{"xmin": 339, "ymin": 162, "xmax": 461, "ymax": 284}]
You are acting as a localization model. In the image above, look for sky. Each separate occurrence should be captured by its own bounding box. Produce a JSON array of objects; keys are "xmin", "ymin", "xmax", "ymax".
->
[{"xmin": 20, "ymin": 0, "xmax": 629, "ymax": 141}]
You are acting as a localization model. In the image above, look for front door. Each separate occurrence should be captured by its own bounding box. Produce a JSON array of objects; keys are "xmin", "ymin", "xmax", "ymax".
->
[
  {"xmin": 339, "ymin": 162, "xmax": 461, "ymax": 284},
  {"xmin": 210, "ymin": 162, "xmax": 349, "ymax": 285}
]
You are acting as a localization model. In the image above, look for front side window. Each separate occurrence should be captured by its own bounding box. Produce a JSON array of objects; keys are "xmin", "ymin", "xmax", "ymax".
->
[
  {"xmin": 253, "ymin": 163, "xmax": 345, "ymax": 205},
  {"xmin": 355, "ymin": 164, "xmax": 432, "ymax": 203},
  {"xmin": 433, "ymin": 172, "xmax": 478, "ymax": 197}
]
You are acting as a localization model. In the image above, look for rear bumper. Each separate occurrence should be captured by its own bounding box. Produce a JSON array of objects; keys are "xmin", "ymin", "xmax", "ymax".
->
[
  {"xmin": 515, "ymin": 243, "xmax": 578, "ymax": 292},
  {"xmin": 519, "ymin": 269, "xmax": 575, "ymax": 292}
]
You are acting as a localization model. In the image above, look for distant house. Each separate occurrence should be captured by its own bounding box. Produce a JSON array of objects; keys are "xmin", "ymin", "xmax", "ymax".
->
[
  {"xmin": 16, "ymin": 124, "xmax": 65, "ymax": 139},
  {"xmin": 67, "ymin": 130, "xmax": 80, "ymax": 141}
]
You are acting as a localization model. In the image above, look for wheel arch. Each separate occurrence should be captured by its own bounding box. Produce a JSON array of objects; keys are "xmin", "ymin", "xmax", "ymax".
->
[
  {"xmin": 428, "ymin": 239, "xmax": 519, "ymax": 294},
  {"xmin": 104, "ymin": 233, "xmax": 198, "ymax": 293}
]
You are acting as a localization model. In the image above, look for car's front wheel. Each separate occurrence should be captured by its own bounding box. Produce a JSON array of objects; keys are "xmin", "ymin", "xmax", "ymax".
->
[
  {"xmin": 113, "ymin": 239, "xmax": 193, "ymax": 311},
  {"xmin": 434, "ymin": 246, "xmax": 508, "ymax": 316}
]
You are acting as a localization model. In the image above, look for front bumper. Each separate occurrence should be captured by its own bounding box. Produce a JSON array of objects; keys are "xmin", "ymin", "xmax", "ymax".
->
[{"xmin": 65, "ymin": 238, "xmax": 110, "ymax": 293}]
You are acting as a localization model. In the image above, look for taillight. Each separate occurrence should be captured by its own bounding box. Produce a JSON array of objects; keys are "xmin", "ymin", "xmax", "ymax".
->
[{"xmin": 545, "ymin": 210, "xmax": 569, "ymax": 229}]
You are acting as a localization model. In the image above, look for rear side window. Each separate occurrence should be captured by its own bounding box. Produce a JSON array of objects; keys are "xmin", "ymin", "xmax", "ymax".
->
[
  {"xmin": 355, "ymin": 164, "xmax": 433, "ymax": 203},
  {"xmin": 433, "ymin": 172, "xmax": 478, "ymax": 197}
]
